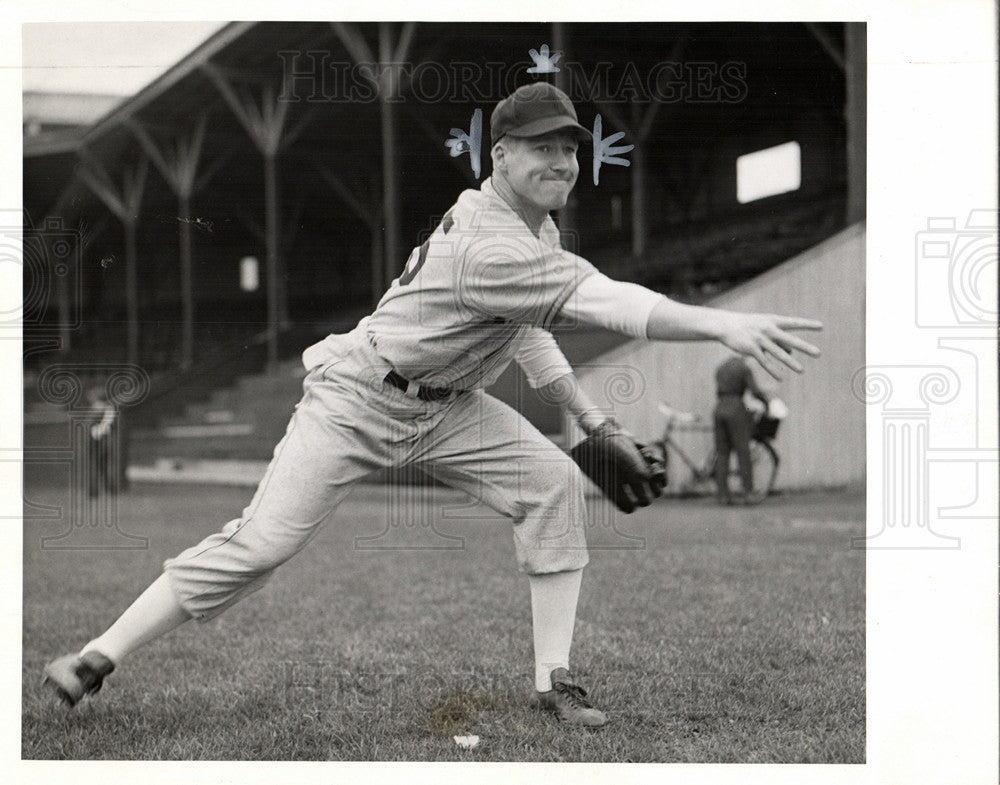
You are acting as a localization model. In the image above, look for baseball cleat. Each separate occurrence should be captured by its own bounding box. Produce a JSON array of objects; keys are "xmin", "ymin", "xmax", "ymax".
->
[
  {"xmin": 42, "ymin": 651, "xmax": 115, "ymax": 708},
  {"xmin": 534, "ymin": 667, "xmax": 607, "ymax": 727}
]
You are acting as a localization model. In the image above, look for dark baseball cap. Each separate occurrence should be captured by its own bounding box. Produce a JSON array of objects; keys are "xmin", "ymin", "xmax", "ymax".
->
[{"xmin": 490, "ymin": 82, "xmax": 591, "ymax": 146}]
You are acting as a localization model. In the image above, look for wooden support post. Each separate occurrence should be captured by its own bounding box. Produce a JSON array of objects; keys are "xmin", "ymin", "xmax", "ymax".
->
[
  {"xmin": 203, "ymin": 63, "xmax": 292, "ymax": 367},
  {"xmin": 332, "ymin": 22, "xmax": 417, "ymax": 295},
  {"xmin": 78, "ymin": 153, "xmax": 148, "ymax": 367},
  {"xmin": 368, "ymin": 174, "xmax": 385, "ymax": 308},
  {"xmin": 578, "ymin": 35, "xmax": 679, "ymax": 262},
  {"xmin": 845, "ymin": 23, "xmax": 866, "ymax": 225},
  {"xmin": 74, "ymin": 215, "xmax": 110, "ymax": 350},
  {"xmin": 551, "ymin": 22, "xmax": 577, "ymax": 249},
  {"xmin": 129, "ymin": 116, "xmax": 207, "ymax": 370},
  {"xmin": 380, "ymin": 100, "xmax": 398, "ymax": 289},
  {"xmin": 55, "ymin": 255, "xmax": 70, "ymax": 354},
  {"xmin": 264, "ymin": 152, "xmax": 280, "ymax": 365},
  {"xmin": 379, "ymin": 23, "xmax": 400, "ymax": 290},
  {"xmin": 631, "ymin": 141, "xmax": 646, "ymax": 259},
  {"xmin": 806, "ymin": 22, "xmax": 864, "ymax": 226},
  {"xmin": 122, "ymin": 163, "xmax": 147, "ymax": 368},
  {"xmin": 590, "ymin": 99, "xmax": 659, "ymax": 260},
  {"xmin": 124, "ymin": 219, "xmax": 139, "ymax": 365},
  {"xmin": 313, "ymin": 157, "xmax": 385, "ymax": 308},
  {"xmin": 178, "ymin": 192, "xmax": 194, "ymax": 368},
  {"xmin": 40, "ymin": 176, "xmax": 82, "ymax": 356}
]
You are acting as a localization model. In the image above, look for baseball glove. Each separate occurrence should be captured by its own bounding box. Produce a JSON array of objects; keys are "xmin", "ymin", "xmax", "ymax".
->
[{"xmin": 570, "ymin": 420, "xmax": 666, "ymax": 513}]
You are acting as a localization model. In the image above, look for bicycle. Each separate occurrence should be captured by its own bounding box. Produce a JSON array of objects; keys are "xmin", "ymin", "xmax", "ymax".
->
[{"xmin": 654, "ymin": 401, "xmax": 782, "ymax": 504}]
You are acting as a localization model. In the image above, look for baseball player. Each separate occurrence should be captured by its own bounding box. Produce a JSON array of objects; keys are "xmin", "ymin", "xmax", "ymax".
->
[{"xmin": 43, "ymin": 82, "xmax": 821, "ymax": 728}]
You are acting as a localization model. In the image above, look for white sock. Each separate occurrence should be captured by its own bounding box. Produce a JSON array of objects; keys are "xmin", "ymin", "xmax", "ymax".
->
[
  {"xmin": 528, "ymin": 568, "xmax": 583, "ymax": 693},
  {"xmin": 81, "ymin": 573, "xmax": 192, "ymax": 665}
]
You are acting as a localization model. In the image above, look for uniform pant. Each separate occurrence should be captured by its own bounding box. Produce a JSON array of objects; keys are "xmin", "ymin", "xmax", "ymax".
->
[
  {"xmin": 164, "ymin": 328, "xmax": 589, "ymax": 621},
  {"xmin": 713, "ymin": 394, "xmax": 754, "ymax": 501}
]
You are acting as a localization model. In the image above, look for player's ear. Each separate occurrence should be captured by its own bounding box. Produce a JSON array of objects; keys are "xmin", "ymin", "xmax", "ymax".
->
[{"xmin": 491, "ymin": 140, "xmax": 507, "ymax": 173}]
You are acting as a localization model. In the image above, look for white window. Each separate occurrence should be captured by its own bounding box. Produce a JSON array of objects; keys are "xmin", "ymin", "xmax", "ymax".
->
[
  {"xmin": 736, "ymin": 141, "xmax": 801, "ymax": 204},
  {"xmin": 239, "ymin": 256, "xmax": 259, "ymax": 292}
]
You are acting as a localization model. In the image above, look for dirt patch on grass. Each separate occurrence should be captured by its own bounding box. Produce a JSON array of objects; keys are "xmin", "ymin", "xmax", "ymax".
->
[{"xmin": 424, "ymin": 690, "xmax": 492, "ymax": 736}]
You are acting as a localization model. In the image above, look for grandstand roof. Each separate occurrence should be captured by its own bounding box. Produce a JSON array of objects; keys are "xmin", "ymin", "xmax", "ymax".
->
[{"xmin": 22, "ymin": 21, "xmax": 861, "ymax": 370}]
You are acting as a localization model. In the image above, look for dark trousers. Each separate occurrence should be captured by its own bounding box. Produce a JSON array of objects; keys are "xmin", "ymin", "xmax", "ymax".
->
[
  {"xmin": 713, "ymin": 395, "xmax": 754, "ymax": 501},
  {"xmin": 86, "ymin": 420, "xmax": 127, "ymax": 497},
  {"xmin": 87, "ymin": 435, "xmax": 114, "ymax": 497}
]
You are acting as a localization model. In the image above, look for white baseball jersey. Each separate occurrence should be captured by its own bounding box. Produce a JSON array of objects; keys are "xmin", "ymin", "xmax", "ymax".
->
[{"xmin": 305, "ymin": 179, "xmax": 599, "ymax": 391}]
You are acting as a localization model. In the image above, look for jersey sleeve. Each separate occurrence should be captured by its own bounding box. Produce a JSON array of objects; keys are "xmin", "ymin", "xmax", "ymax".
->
[
  {"xmin": 558, "ymin": 271, "xmax": 666, "ymax": 338},
  {"xmin": 514, "ymin": 327, "xmax": 574, "ymax": 389},
  {"xmin": 458, "ymin": 237, "xmax": 597, "ymax": 329}
]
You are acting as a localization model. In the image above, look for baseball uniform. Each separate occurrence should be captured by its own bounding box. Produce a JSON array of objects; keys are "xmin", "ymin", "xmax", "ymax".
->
[{"xmin": 163, "ymin": 178, "xmax": 603, "ymax": 621}]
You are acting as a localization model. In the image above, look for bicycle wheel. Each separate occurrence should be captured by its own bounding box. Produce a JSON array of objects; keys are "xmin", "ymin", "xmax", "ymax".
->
[
  {"xmin": 747, "ymin": 440, "xmax": 779, "ymax": 503},
  {"xmin": 724, "ymin": 441, "xmax": 777, "ymax": 503}
]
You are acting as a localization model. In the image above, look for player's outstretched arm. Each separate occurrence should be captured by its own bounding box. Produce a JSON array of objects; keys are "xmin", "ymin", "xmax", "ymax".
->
[
  {"xmin": 556, "ymin": 270, "xmax": 821, "ymax": 380},
  {"xmin": 646, "ymin": 298, "xmax": 823, "ymax": 381}
]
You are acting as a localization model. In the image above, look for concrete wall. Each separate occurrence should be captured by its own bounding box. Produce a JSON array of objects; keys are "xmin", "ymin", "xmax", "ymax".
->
[{"xmin": 573, "ymin": 222, "xmax": 866, "ymax": 490}]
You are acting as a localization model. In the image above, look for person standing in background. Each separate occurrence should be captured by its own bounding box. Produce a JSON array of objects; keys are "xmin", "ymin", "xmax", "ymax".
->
[
  {"xmin": 85, "ymin": 384, "xmax": 124, "ymax": 497},
  {"xmin": 713, "ymin": 355, "xmax": 771, "ymax": 504}
]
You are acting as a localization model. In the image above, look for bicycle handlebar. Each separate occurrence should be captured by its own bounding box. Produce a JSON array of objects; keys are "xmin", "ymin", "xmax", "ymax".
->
[{"xmin": 657, "ymin": 403, "xmax": 701, "ymax": 425}]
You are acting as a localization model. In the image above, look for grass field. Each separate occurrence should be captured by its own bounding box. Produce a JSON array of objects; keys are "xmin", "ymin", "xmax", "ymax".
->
[{"xmin": 22, "ymin": 481, "xmax": 865, "ymax": 762}]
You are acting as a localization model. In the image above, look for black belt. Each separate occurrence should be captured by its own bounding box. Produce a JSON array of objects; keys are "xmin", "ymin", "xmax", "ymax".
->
[{"xmin": 384, "ymin": 369, "xmax": 455, "ymax": 402}]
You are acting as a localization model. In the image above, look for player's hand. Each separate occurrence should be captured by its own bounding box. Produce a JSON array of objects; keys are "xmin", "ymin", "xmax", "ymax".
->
[{"xmin": 716, "ymin": 312, "xmax": 822, "ymax": 380}]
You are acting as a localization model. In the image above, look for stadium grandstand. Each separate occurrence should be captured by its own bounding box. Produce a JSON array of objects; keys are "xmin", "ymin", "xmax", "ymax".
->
[{"xmin": 22, "ymin": 21, "xmax": 865, "ymax": 487}]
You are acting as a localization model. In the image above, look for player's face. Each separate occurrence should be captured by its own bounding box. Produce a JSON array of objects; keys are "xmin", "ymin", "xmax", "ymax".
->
[{"xmin": 500, "ymin": 132, "xmax": 580, "ymax": 213}]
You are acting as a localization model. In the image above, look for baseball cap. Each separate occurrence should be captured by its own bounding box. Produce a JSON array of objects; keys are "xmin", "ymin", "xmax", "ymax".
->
[{"xmin": 490, "ymin": 82, "xmax": 591, "ymax": 146}]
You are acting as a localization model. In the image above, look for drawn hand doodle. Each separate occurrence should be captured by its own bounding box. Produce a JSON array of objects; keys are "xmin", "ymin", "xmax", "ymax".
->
[
  {"xmin": 444, "ymin": 108, "xmax": 483, "ymax": 179},
  {"xmin": 592, "ymin": 114, "xmax": 634, "ymax": 186},
  {"xmin": 527, "ymin": 44, "xmax": 562, "ymax": 74}
]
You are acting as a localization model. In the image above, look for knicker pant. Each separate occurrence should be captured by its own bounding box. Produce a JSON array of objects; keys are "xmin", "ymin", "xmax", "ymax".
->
[{"xmin": 164, "ymin": 329, "xmax": 589, "ymax": 621}]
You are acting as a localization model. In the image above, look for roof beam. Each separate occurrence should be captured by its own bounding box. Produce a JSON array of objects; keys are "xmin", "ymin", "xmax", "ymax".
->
[
  {"xmin": 312, "ymin": 158, "xmax": 373, "ymax": 225},
  {"xmin": 330, "ymin": 22, "xmax": 377, "ymax": 83},
  {"xmin": 128, "ymin": 116, "xmax": 207, "ymax": 199},
  {"xmin": 127, "ymin": 116, "xmax": 211, "ymax": 370},
  {"xmin": 201, "ymin": 63, "xmax": 291, "ymax": 157},
  {"xmin": 77, "ymin": 150, "xmax": 148, "ymax": 224},
  {"xmin": 77, "ymin": 153, "xmax": 149, "ymax": 364},
  {"xmin": 805, "ymin": 22, "xmax": 846, "ymax": 72},
  {"xmin": 83, "ymin": 22, "xmax": 258, "ymax": 145}
]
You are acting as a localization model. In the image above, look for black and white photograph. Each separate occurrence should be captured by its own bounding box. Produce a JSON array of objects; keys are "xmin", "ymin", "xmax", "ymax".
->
[{"xmin": 5, "ymin": 1, "xmax": 997, "ymax": 782}]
